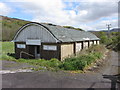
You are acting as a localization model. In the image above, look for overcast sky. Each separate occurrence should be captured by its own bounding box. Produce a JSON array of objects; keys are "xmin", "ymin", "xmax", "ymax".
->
[{"xmin": 0, "ymin": 0, "xmax": 119, "ymax": 31}]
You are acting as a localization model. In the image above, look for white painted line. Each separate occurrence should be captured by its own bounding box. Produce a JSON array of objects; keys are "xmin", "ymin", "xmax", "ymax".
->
[{"xmin": 0, "ymin": 69, "xmax": 33, "ymax": 74}]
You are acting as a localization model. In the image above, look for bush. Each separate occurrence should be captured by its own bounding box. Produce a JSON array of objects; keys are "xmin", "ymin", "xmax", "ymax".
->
[
  {"xmin": 47, "ymin": 58, "xmax": 62, "ymax": 68},
  {"xmin": 60, "ymin": 47, "xmax": 104, "ymax": 71},
  {"xmin": 86, "ymin": 45, "xmax": 106, "ymax": 54},
  {"xmin": 2, "ymin": 42, "xmax": 105, "ymax": 71}
]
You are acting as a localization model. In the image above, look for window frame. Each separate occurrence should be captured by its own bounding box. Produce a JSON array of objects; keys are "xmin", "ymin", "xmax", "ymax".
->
[
  {"xmin": 17, "ymin": 44, "xmax": 26, "ymax": 49},
  {"xmin": 43, "ymin": 45, "xmax": 57, "ymax": 51}
]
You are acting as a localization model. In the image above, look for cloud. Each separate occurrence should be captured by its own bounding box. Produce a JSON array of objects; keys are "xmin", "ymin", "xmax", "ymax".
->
[
  {"xmin": 88, "ymin": 19, "xmax": 118, "ymax": 31},
  {"xmin": 1, "ymin": 0, "xmax": 118, "ymax": 31},
  {"xmin": 0, "ymin": 2, "xmax": 12, "ymax": 15},
  {"xmin": 14, "ymin": 0, "xmax": 69, "ymax": 24},
  {"xmin": 75, "ymin": 1, "xmax": 118, "ymax": 22},
  {"xmin": 65, "ymin": 0, "xmax": 119, "ymax": 2}
]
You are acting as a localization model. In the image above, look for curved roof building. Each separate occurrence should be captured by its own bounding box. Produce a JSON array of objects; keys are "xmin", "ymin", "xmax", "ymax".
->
[{"xmin": 13, "ymin": 22, "xmax": 100, "ymax": 60}]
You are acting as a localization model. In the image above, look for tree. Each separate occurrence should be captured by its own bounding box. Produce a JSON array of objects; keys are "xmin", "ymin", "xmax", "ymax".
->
[{"xmin": 98, "ymin": 32, "xmax": 111, "ymax": 45}]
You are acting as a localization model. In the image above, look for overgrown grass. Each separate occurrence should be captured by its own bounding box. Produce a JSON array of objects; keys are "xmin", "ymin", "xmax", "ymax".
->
[
  {"xmin": 0, "ymin": 42, "xmax": 15, "ymax": 60},
  {"xmin": 60, "ymin": 52, "xmax": 103, "ymax": 70},
  {"xmin": 1, "ymin": 42, "xmax": 107, "ymax": 71},
  {"xmin": 16, "ymin": 58, "xmax": 62, "ymax": 71},
  {"xmin": 2, "ymin": 42, "xmax": 14, "ymax": 54},
  {"xmin": 1, "ymin": 42, "xmax": 62, "ymax": 71},
  {"xmin": 59, "ymin": 45, "xmax": 106, "ymax": 70}
]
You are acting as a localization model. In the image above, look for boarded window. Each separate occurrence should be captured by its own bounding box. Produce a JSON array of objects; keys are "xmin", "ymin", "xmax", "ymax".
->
[
  {"xmin": 43, "ymin": 45, "xmax": 57, "ymax": 51},
  {"xmin": 76, "ymin": 43, "xmax": 82, "ymax": 52},
  {"xmin": 97, "ymin": 41, "xmax": 100, "ymax": 45},
  {"xmin": 17, "ymin": 44, "xmax": 26, "ymax": 48}
]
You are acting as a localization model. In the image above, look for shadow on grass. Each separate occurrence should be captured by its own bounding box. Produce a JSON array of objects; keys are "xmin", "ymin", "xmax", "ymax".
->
[{"xmin": 7, "ymin": 53, "xmax": 15, "ymax": 58}]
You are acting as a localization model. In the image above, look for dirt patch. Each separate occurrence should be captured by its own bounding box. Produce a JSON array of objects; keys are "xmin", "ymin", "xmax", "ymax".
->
[
  {"xmin": 84, "ymin": 50, "xmax": 111, "ymax": 73},
  {"xmin": 2, "ymin": 60, "xmax": 38, "ymax": 70}
]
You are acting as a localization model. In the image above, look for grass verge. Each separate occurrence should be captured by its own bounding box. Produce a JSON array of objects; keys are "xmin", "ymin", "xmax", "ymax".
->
[{"xmin": 1, "ymin": 42, "xmax": 107, "ymax": 72}]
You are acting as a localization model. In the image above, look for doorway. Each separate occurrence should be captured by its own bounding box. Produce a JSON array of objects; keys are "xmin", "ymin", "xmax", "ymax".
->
[
  {"xmin": 28, "ymin": 45, "xmax": 40, "ymax": 59},
  {"xmin": 35, "ymin": 46, "xmax": 40, "ymax": 59}
]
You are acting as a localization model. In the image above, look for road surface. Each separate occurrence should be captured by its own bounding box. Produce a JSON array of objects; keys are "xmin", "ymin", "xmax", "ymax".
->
[{"xmin": 1, "ymin": 51, "xmax": 120, "ymax": 88}]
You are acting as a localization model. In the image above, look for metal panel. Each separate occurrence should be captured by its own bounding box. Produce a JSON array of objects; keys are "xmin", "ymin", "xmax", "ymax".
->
[
  {"xmin": 83, "ymin": 41, "xmax": 89, "ymax": 49},
  {"xmin": 94, "ymin": 41, "xmax": 97, "ymax": 45},
  {"xmin": 15, "ymin": 24, "xmax": 58, "ymax": 43},
  {"xmin": 89, "ymin": 41, "xmax": 93, "ymax": 47},
  {"xmin": 26, "ymin": 39, "xmax": 41, "ymax": 45},
  {"xmin": 76, "ymin": 42, "xmax": 82, "ymax": 52},
  {"xmin": 97, "ymin": 41, "xmax": 100, "ymax": 45},
  {"xmin": 61, "ymin": 43, "xmax": 74, "ymax": 60},
  {"xmin": 42, "ymin": 23, "xmax": 100, "ymax": 42},
  {"xmin": 14, "ymin": 22, "xmax": 99, "ymax": 43}
]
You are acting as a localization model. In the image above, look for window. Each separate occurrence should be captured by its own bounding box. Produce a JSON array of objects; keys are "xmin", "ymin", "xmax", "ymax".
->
[
  {"xmin": 43, "ymin": 45, "xmax": 57, "ymax": 51},
  {"xmin": 17, "ymin": 44, "xmax": 26, "ymax": 48}
]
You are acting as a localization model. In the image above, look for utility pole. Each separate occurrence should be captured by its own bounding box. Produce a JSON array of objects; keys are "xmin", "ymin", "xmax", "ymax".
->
[{"xmin": 106, "ymin": 24, "xmax": 111, "ymax": 38}]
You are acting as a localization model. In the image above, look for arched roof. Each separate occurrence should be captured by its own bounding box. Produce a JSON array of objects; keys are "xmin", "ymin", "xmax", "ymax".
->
[
  {"xmin": 13, "ymin": 22, "xmax": 99, "ymax": 42},
  {"xmin": 13, "ymin": 22, "xmax": 60, "ymax": 42}
]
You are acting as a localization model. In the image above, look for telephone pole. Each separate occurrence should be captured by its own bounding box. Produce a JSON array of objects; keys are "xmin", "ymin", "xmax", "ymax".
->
[{"xmin": 106, "ymin": 24, "xmax": 111, "ymax": 38}]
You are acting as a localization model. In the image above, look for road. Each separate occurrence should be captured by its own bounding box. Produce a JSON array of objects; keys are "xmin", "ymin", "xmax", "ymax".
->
[{"xmin": 1, "ymin": 51, "xmax": 120, "ymax": 89}]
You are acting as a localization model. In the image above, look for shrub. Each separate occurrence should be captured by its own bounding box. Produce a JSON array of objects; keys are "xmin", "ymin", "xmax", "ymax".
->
[
  {"xmin": 2, "ymin": 42, "xmax": 105, "ymax": 71},
  {"xmin": 60, "ymin": 50, "xmax": 103, "ymax": 71},
  {"xmin": 61, "ymin": 62, "xmax": 76, "ymax": 70},
  {"xmin": 48, "ymin": 58, "xmax": 62, "ymax": 68}
]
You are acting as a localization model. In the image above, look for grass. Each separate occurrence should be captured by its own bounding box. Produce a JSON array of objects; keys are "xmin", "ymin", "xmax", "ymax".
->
[
  {"xmin": 1, "ymin": 42, "xmax": 62, "ymax": 71},
  {"xmin": 0, "ymin": 42, "xmax": 16, "ymax": 61},
  {"xmin": 2, "ymin": 42, "xmax": 14, "ymax": 54},
  {"xmin": 1, "ymin": 42, "xmax": 107, "ymax": 72}
]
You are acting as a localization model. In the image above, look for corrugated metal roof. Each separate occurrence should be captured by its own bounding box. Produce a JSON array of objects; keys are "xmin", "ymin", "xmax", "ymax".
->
[{"xmin": 41, "ymin": 23, "xmax": 99, "ymax": 42}]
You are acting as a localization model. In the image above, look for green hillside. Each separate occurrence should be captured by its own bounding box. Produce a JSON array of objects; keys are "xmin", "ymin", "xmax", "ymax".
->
[
  {"xmin": 1, "ymin": 16, "xmax": 30, "ymax": 41},
  {"xmin": 1, "ymin": 16, "xmax": 84, "ymax": 41},
  {"xmin": 1, "ymin": 15, "xmax": 119, "ymax": 51}
]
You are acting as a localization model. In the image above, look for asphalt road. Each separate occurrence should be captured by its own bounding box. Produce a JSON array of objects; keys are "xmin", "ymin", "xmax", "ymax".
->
[{"xmin": 1, "ymin": 51, "xmax": 120, "ymax": 88}]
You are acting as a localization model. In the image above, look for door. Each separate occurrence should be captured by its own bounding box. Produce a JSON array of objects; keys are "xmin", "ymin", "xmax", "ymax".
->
[
  {"xmin": 28, "ymin": 45, "xmax": 40, "ymax": 59},
  {"xmin": 28, "ymin": 45, "xmax": 35, "ymax": 59},
  {"xmin": 35, "ymin": 46, "xmax": 40, "ymax": 59}
]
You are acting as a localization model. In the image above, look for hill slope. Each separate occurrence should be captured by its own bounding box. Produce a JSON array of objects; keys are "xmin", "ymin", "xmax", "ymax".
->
[
  {"xmin": 1, "ymin": 16, "xmax": 84, "ymax": 41},
  {"xmin": 1, "ymin": 16, "xmax": 30, "ymax": 41}
]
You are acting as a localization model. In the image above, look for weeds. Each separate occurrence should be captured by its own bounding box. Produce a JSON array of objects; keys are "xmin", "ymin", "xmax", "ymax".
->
[
  {"xmin": 1, "ymin": 42, "xmax": 107, "ymax": 71},
  {"xmin": 60, "ymin": 45, "xmax": 106, "ymax": 70}
]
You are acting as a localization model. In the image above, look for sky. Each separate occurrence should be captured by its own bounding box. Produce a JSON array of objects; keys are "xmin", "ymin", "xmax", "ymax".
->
[{"xmin": 0, "ymin": 0, "xmax": 119, "ymax": 31}]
